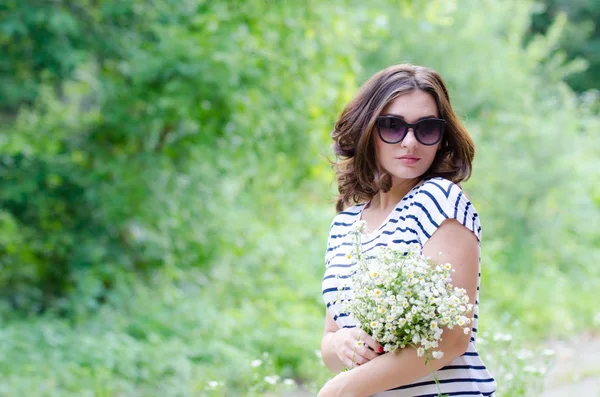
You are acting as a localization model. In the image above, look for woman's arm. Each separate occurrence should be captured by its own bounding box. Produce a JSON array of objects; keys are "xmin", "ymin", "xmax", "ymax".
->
[
  {"xmin": 321, "ymin": 310, "xmax": 345, "ymax": 373},
  {"xmin": 317, "ymin": 219, "xmax": 479, "ymax": 397}
]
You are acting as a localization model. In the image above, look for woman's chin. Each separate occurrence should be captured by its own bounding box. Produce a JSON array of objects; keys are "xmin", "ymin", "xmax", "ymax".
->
[{"xmin": 388, "ymin": 169, "xmax": 427, "ymax": 181}]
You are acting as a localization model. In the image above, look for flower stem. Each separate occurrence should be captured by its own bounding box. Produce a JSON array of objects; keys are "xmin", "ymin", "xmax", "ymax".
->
[{"xmin": 425, "ymin": 353, "xmax": 449, "ymax": 397}]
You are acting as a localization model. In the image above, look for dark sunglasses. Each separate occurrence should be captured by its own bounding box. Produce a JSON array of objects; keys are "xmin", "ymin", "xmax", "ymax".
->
[{"xmin": 375, "ymin": 116, "xmax": 446, "ymax": 146}]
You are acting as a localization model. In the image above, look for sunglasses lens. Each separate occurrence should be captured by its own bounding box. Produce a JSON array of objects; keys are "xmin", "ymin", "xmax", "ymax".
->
[
  {"xmin": 377, "ymin": 118, "xmax": 407, "ymax": 143},
  {"xmin": 416, "ymin": 120, "xmax": 443, "ymax": 145}
]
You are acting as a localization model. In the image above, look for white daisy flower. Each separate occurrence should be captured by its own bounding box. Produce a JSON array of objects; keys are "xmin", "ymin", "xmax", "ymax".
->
[
  {"xmin": 250, "ymin": 359, "xmax": 262, "ymax": 368},
  {"xmin": 264, "ymin": 375, "xmax": 279, "ymax": 385}
]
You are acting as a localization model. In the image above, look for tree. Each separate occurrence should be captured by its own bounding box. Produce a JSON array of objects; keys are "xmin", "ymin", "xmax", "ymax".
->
[{"xmin": 529, "ymin": 0, "xmax": 600, "ymax": 92}]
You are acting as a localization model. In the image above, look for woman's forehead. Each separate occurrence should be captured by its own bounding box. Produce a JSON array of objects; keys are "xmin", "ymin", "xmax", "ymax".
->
[{"xmin": 382, "ymin": 90, "xmax": 439, "ymax": 120}]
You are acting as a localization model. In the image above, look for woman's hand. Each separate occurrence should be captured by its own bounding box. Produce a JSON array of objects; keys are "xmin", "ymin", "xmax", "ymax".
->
[{"xmin": 331, "ymin": 327, "xmax": 384, "ymax": 369}]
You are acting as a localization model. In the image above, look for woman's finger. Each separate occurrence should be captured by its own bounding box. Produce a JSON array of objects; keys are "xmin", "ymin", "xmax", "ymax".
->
[
  {"xmin": 352, "ymin": 351, "xmax": 370, "ymax": 365},
  {"xmin": 344, "ymin": 345, "xmax": 371, "ymax": 366},
  {"xmin": 343, "ymin": 355, "xmax": 356, "ymax": 369},
  {"xmin": 357, "ymin": 345, "xmax": 379, "ymax": 360},
  {"xmin": 350, "ymin": 329, "xmax": 384, "ymax": 354},
  {"xmin": 362, "ymin": 333, "xmax": 384, "ymax": 353},
  {"xmin": 350, "ymin": 336, "xmax": 379, "ymax": 361}
]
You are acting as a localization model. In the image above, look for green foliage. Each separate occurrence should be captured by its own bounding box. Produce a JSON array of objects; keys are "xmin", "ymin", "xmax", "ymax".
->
[
  {"xmin": 0, "ymin": 0, "xmax": 374, "ymax": 311},
  {"xmin": 529, "ymin": 0, "xmax": 600, "ymax": 92},
  {"xmin": 0, "ymin": 201, "xmax": 332, "ymax": 396},
  {"xmin": 477, "ymin": 326, "xmax": 555, "ymax": 396},
  {"xmin": 0, "ymin": 0, "xmax": 151, "ymax": 110},
  {"xmin": 0, "ymin": 0, "xmax": 599, "ymax": 396}
]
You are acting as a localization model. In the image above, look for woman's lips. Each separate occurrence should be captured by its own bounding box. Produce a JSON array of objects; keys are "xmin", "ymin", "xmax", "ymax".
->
[{"xmin": 397, "ymin": 156, "xmax": 420, "ymax": 165}]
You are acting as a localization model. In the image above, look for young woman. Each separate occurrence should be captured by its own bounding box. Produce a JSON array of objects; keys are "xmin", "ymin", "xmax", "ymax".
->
[{"xmin": 319, "ymin": 64, "xmax": 497, "ymax": 397}]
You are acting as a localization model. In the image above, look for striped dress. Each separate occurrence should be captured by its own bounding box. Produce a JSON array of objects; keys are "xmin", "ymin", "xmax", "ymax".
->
[{"xmin": 322, "ymin": 177, "xmax": 497, "ymax": 397}]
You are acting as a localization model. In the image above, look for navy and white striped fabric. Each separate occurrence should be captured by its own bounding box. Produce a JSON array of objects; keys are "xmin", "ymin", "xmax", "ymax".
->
[{"xmin": 322, "ymin": 177, "xmax": 497, "ymax": 397}]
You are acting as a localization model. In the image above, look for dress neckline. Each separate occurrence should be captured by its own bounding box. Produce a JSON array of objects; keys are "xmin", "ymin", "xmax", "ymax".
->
[{"xmin": 357, "ymin": 180, "xmax": 425, "ymax": 238}]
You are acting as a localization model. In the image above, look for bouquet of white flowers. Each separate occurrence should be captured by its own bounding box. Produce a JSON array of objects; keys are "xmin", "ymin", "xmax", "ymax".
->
[{"xmin": 336, "ymin": 220, "xmax": 473, "ymax": 393}]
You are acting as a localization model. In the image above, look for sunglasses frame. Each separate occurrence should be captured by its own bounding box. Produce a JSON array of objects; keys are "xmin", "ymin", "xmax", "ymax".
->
[{"xmin": 375, "ymin": 116, "xmax": 446, "ymax": 146}]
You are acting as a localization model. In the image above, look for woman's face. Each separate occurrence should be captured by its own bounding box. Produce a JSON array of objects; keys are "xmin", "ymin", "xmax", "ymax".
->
[{"xmin": 374, "ymin": 89, "xmax": 442, "ymax": 183}]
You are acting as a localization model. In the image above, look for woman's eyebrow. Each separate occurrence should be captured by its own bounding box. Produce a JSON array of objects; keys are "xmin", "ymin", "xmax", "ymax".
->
[{"xmin": 382, "ymin": 113, "xmax": 438, "ymax": 121}]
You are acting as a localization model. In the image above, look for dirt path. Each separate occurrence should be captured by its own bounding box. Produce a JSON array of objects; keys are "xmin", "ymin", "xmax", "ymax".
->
[{"xmin": 541, "ymin": 333, "xmax": 600, "ymax": 397}]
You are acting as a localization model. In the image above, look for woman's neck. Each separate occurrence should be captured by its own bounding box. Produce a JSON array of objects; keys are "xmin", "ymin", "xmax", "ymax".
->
[{"xmin": 370, "ymin": 177, "xmax": 421, "ymax": 210}]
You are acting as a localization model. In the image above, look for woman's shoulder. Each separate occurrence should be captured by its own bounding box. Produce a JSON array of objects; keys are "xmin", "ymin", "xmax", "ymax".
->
[
  {"xmin": 412, "ymin": 177, "xmax": 472, "ymax": 210},
  {"xmin": 328, "ymin": 203, "xmax": 366, "ymax": 232},
  {"xmin": 324, "ymin": 203, "xmax": 365, "ymax": 258},
  {"xmin": 337, "ymin": 202, "xmax": 366, "ymax": 217},
  {"xmin": 409, "ymin": 177, "xmax": 481, "ymax": 242},
  {"xmin": 417, "ymin": 176, "xmax": 462, "ymax": 196}
]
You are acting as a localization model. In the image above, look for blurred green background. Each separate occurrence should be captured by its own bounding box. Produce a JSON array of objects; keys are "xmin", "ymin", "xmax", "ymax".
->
[{"xmin": 0, "ymin": 0, "xmax": 599, "ymax": 396}]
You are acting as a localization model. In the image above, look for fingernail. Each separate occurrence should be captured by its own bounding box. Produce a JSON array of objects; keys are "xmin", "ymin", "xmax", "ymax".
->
[{"xmin": 379, "ymin": 347, "xmax": 384, "ymax": 353}]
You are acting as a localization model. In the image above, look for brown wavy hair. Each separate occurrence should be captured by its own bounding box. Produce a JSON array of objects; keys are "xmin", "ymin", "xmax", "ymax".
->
[{"xmin": 332, "ymin": 64, "xmax": 475, "ymax": 212}]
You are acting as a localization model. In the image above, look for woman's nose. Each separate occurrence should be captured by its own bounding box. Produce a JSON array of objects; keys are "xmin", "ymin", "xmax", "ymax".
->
[{"xmin": 401, "ymin": 128, "xmax": 418, "ymax": 148}]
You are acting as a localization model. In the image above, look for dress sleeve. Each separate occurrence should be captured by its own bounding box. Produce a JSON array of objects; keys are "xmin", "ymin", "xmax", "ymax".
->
[
  {"xmin": 324, "ymin": 217, "xmax": 337, "ymax": 266},
  {"xmin": 410, "ymin": 178, "xmax": 482, "ymax": 247},
  {"xmin": 323, "ymin": 204, "xmax": 363, "ymax": 267}
]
